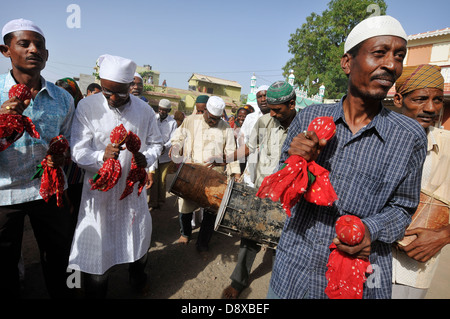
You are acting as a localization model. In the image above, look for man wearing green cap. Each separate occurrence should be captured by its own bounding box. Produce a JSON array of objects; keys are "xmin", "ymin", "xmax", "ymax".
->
[
  {"xmin": 222, "ymin": 81, "xmax": 296, "ymax": 299},
  {"xmin": 194, "ymin": 95, "xmax": 209, "ymax": 114}
]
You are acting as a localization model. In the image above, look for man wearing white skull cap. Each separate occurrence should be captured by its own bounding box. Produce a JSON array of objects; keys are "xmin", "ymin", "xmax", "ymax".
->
[
  {"xmin": 344, "ymin": 15, "xmax": 407, "ymax": 53},
  {"xmin": 130, "ymin": 72, "xmax": 149, "ymax": 103},
  {"xmin": 69, "ymin": 53, "xmax": 163, "ymax": 297},
  {"xmin": 147, "ymin": 98, "xmax": 177, "ymax": 210},
  {"xmin": 232, "ymin": 84, "xmax": 271, "ymax": 165},
  {"xmin": 206, "ymin": 96, "xmax": 226, "ymax": 117},
  {"xmin": 268, "ymin": 15, "xmax": 427, "ymax": 299},
  {"xmin": 0, "ymin": 18, "xmax": 75, "ymax": 298},
  {"xmin": 170, "ymin": 96, "xmax": 240, "ymax": 251}
]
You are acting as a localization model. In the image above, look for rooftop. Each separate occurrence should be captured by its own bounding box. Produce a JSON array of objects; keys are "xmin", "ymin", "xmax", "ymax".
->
[
  {"xmin": 408, "ymin": 27, "xmax": 450, "ymax": 41},
  {"xmin": 189, "ymin": 73, "xmax": 242, "ymax": 88}
]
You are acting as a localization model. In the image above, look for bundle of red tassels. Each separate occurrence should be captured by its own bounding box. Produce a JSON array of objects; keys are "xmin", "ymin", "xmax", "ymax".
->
[
  {"xmin": 256, "ymin": 116, "xmax": 338, "ymax": 216},
  {"xmin": 89, "ymin": 124, "xmax": 128, "ymax": 192},
  {"xmin": 119, "ymin": 131, "xmax": 148, "ymax": 200},
  {"xmin": 31, "ymin": 135, "xmax": 69, "ymax": 207},
  {"xmin": 0, "ymin": 84, "xmax": 40, "ymax": 151}
]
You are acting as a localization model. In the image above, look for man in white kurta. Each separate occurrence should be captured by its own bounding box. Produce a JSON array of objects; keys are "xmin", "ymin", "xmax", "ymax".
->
[
  {"xmin": 69, "ymin": 54, "xmax": 163, "ymax": 297},
  {"xmin": 147, "ymin": 99, "xmax": 178, "ymax": 209}
]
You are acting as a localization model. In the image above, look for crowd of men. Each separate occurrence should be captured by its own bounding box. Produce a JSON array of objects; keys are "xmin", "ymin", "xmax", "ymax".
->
[{"xmin": 0, "ymin": 15, "xmax": 448, "ymax": 300}]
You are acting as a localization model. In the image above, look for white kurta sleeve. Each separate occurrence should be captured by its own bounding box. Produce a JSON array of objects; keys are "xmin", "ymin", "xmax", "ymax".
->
[
  {"xmin": 142, "ymin": 111, "xmax": 163, "ymax": 169},
  {"xmin": 224, "ymin": 127, "xmax": 240, "ymax": 175},
  {"xmin": 70, "ymin": 105, "xmax": 105, "ymax": 172}
]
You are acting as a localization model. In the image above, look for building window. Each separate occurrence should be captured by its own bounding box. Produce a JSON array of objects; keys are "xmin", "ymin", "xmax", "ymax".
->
[{"xmin": 207, "ymin": 88, "xmax": 214, "ymax": 94}]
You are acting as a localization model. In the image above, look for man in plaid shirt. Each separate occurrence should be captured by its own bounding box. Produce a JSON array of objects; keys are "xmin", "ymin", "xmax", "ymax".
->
[{"xmin": 267, "ymin": 16, "xmax": 427, "ymax": 299}]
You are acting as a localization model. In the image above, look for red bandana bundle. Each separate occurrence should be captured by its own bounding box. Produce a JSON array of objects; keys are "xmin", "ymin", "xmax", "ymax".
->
[
  {"xmin": 119, "ymin": 131, "xmax": 148, "ymax": 200},
  {"xmin": 89, "ymin": 124, "xmax": 128, "ymax": 192},
  {"xmin": 0, "ymin": 84, "xmax": 40, "ymax": 151},
  {"xmin": 256, "ymin": 117, "xmax": 338, "ymax": 216},
  {"xmin": 325, "ymin": 215, "xmax": 372, "ymax": 299},
  {"xmin": 31, "ymin": 135, "xmax": 69, "ymax": 207}
]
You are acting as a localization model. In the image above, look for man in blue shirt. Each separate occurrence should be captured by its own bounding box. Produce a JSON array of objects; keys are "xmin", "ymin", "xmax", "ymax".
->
[
  {"xmin": 267, "ymin": 15, "xmax": 427, "ymax": 299},
  {"xmin": 0, "ymin": 18, "xmax": 75, "ymax": 298}
]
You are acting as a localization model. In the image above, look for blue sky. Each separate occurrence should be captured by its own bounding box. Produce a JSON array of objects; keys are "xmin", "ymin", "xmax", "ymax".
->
[{"xmin": 1, "ymin": 0, "xmax": 449, "ymax": 94}]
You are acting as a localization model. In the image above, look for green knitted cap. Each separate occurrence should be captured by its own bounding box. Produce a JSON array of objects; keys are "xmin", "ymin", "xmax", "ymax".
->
[
  {"xmin": 196, "ymin": 95, "xmax": 209, "ymax": 103},
  {"xmin": 266, "ymin": 81, "xmax": 296, "ymax": 104}
]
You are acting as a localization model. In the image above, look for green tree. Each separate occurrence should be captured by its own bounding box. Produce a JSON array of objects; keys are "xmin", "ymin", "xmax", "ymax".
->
[{"xmin": 284, "ymin": 0, "xmax": 387, "ymax": 99}]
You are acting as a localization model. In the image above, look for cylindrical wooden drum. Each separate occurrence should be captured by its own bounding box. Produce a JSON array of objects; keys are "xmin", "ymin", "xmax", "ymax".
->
[
  {"xmin": 169, "ymin": 162, "xmax": 228, "ymax": 213},
  {"xmin": 214, "ymin": 180, "xmax": 286, "ymax": 249},
  {"xmin": 398, "ymin": 192, "xmax": 450, "ymax": 246}
]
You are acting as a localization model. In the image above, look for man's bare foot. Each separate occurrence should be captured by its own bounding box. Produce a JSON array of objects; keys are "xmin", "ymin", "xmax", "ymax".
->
[
  {"xmin": 176, "ymin": 235, "xmax": 189, "ymax": 244},
  {"xmin": 222, "ymin": 285, "xmax": 240, "ymax": 299}
]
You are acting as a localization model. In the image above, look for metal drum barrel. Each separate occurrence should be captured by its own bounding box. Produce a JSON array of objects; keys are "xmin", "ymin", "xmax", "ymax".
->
[
  {"xmin": 214, "ymin": 180, "xmax": 286, "ymax": 249},
  {"xmin": 169, "ymin": 162, "xmax": 228, "ymax": 213}
]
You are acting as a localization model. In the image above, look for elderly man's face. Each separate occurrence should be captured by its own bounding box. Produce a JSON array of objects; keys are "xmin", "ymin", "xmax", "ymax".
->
[
  {"xmin": 130, "ymin": 76, "xmax": 143, "ymax": 96},
  {"xmin": 196, "ymin": 103, "xmax": 206, "ymax": 114},
  {"xmin": 203, "ymin": 109, "xmax": 221, "ymax": 127},
  {"xmin": 158, "ymin": 107, "xmax": 170, "ymax": 120},
  {"xmin": 343, "ymin": 36, "xmax": 407, "ymax": 100},
  {"xmin": 101, "ymin": 79, "xmax": 131, "ymax": 108},
  {"xmin": 394, "ymin": 88, "xmax": 444, "ymax": 130}
]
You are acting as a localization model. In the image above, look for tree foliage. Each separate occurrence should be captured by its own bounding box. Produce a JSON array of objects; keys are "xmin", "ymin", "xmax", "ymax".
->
[{"xmin": 284, "ymin": 0, "xmax": 387, "ymax": 99}]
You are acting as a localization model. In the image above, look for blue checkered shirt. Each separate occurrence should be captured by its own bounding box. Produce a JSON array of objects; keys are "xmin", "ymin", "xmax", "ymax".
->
[
  {"xmin": 0, "ymin": 72, "xmax": 75, "ymax": 205},
  {"xmin": 270, "ymin": 98, "xmax": 427, "ymax": 299}
]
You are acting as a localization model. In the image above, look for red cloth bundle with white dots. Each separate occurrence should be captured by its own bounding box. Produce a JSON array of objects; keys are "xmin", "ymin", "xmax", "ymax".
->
[
  {"xmin": 325, "ymin": 215, "xmax": 372, "ymax": 299},
  {"xmin": 89, "ymin": 124, "xmax": 128, "ymax": 192},
  {"xmin": 119, "ymin": 131, "xmax": 148, "ymax": 200},
  {"xmin": 89, "ymin": 124, "xmax": 148, "ymax": 200},
  {"xmin": 31, "ymin": 135, "xmax": 69, "ymax": 207},
  {"xmin": 0, "ymin": 84, "xmax": 40, "ymax": 151},
  {"xmin": 256, "ymin": 116, "xmax": 338, "ymax": 216}
]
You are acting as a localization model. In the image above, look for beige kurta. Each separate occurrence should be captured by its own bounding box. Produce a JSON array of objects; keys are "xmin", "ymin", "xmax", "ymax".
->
[
  {"xmin": 392, "ymin": 126, "xmax": 450, "ymax": 289},
  {"xmin": 171, "ymin": 114, "xmax": 240, "ymax": 213},
  {"xmin": 244, "ymin": 113, "xmax": 289, "ymax": 188}
]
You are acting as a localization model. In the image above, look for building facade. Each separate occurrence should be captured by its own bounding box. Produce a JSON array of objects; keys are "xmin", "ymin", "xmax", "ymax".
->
[{"xmin": 188, "ymin": 73, "xmax": 242, "ymax": 101}]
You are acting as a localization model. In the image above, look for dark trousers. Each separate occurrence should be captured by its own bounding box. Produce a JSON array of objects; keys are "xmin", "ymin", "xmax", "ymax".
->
[
  {"xmin": 0, "ymin": 197, "xmax": 73, "ymax": 298},
  {"xmin": 82, "ymin": 252, "xmax": 148, "ymax": 299},
  {"xmin": 230, "ymin": 238, "xmax": 276, "ymax": 292},
  {"xmin": 179, "ymin": 210, "xmax": 216, "ymax": 251}
]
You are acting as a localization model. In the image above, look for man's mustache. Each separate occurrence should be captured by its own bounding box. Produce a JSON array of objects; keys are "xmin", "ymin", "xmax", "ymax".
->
[
  {"xmin": 418, "ymin": 113, "xmax": 439, "ymax": 119},
  {"xmin": 26, "ymin": 54, "xmax": 43, "ymax": 62}
]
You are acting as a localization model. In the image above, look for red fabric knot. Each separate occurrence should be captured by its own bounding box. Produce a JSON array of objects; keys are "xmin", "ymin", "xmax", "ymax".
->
[
  {"xmin": 38, "ymin": 135, "xmax": 69, "ymax": 207},
  {"xmin": 325, "ymin": 215, "xmax": 371, "ymax": 299},
  {"xmin": 256, "ymin": 116, "xmax": 337, "ymax": 216},
  {"xmin": 335, "ymin": 215, "xmax": 365, "ymax": 246},
  {"xmin": 89, "ymin": 124, "xmax": 127, "ymax": 192},
  {"xmin": 0, "ymin": 85, "xmax": 39, "ymax": 151},
  {"xmin": 119, "ymin": 131, "xmax": 148, "ymax": 200}
]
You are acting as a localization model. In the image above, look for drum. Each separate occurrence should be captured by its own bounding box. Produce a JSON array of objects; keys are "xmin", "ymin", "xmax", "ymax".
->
[
  {"xmin": 214, "ymin": 180, "xmax": 286, "ymax": 249},
  {"xmin": 169, "ymin": 162, "xmax": 228, "ymax": 213},
  {"xmin": 398, "ymin": 192, "xmax": 450, "ymax": 246}
]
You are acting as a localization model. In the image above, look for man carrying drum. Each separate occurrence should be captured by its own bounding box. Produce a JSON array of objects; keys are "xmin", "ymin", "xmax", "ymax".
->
[
  {"xmin": 392, "ymin": 64, "xmax": 450, "ymax": 298},
  {"xmin": 169, "ymin": 96, "xmax": 240, "ymax": 252}
]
